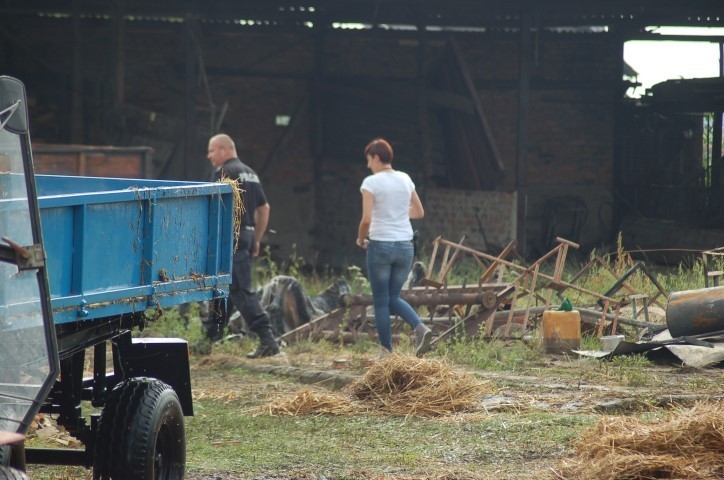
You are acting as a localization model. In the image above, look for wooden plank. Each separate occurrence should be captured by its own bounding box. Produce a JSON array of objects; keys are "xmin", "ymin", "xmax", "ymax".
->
[
  {"xmin": 479, "ymin": 240, "xmax": 516, "ymax": 283},
  {"xmin": 431, "ymin": 237, "xmax": 618, "ymax": 304},
  {"xmin": 448, "ymin": 37, "xmax": 505, "ymax": 173},
  {"xmin": 425, "ymin": 236, "xmax": 441, "ymax": 279},
  {"xmin": 280, "ymin": 305, "xmax": 362, "ymax": 344},
  {"xmin": 502, "ymin": 275, "xmax": 524, "ymax": 337},
  {"xmin": 433, "ymin": 285, "xmax": 515, "ymax": 344},
  {"xmin": 436, "ymin": 234, "xmax": 467, "ymax": 284},
  {"xmin": 610, "ymin": 302, "xmax": 621, "ymax": 335},
  {"xmin": 597, "ymin": 300, "xmax": 610, "ymax": 337},
  {"xmin": 516, "ymin": 264, "xmax": 539, "ymax": 336}
]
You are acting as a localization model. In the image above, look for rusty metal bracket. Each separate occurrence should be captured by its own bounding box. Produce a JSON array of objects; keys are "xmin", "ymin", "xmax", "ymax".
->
[{"xmin": 0, "ymin": 236, "xmax": 45, "ymax": 270}]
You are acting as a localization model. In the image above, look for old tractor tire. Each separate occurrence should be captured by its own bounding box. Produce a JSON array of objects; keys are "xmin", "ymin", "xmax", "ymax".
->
[
  {"xmin": 0, "ymin": 466, "xmax": 30, "ymax": 480},
  {"xmin": 0, "ymin": 446, "xmax": 10, "ymax": 466},
  {"xmin": 94, "ymin": 377, "xmax": 185, "ymax": 480}
]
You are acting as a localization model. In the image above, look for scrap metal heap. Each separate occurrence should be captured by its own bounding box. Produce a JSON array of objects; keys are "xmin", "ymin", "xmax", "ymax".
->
[
  {"xmin": 279, "ymin": 235, "xmax": 674, "ymax": 347},
  {"xmin": 277, "ymin": 235, "xmax": 724, "ymax": 367}
]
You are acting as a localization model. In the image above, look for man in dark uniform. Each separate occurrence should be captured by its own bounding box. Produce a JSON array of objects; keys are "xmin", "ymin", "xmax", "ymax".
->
[{"xmin": 203, "ymin": 133, "xmax": 280, "ymax": 358}]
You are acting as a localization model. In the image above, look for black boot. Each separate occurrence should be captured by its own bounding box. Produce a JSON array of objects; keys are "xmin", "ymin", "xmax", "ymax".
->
[{"xmin": 247, "ymin": 325, "xmax": 280, "ymax": 359}]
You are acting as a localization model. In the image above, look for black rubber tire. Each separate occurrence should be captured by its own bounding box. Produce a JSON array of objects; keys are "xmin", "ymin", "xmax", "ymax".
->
[
  {"xmin": 0, "ymin": 446, "xmax": 10, "ymax": 466},
  {"xmin": 94, "ymin": 377, "xmax": 186, "ymax": 480},
  {"xmin": 0, "ymin": 466, "xmax": 30, "ymax": 480}
]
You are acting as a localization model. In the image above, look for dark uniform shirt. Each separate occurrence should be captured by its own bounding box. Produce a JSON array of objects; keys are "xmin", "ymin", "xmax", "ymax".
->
[{"xmin": 214, "ymin": 157, "xmax": 267, "ymax": 228}]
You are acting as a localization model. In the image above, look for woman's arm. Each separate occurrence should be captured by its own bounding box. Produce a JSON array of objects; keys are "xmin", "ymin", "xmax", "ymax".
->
[
  {"xmin": 409, "ymin": 190, "xmax": 424, "ymax": 219},
  {"xmin": 357, "ymin": 189, "xmax": 374, "ymax": 248}
]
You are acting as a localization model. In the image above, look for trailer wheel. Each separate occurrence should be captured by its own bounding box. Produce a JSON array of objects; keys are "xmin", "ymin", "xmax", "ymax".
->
[
  {"xmin": 0, "ymin": 466, "xmax": 30, "ymax": 480},
  {"xmin": 94, "ymin": 377, "xmax": 185, "ymax": 480}
]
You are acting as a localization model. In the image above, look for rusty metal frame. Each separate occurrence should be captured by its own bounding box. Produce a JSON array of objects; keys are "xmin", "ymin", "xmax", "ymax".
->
[{"xmin": 280, "ymin": 235, "xmax": 671, "ymax": 347}]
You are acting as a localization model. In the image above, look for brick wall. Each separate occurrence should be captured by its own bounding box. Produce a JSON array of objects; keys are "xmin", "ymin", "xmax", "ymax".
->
[
  {"xmin": 419, "ymin": 187, "xmax": 517, "ymax": 255},
  {"xmin": 4, "ymin": 17, "xmax": 621, "ymax": 266}
]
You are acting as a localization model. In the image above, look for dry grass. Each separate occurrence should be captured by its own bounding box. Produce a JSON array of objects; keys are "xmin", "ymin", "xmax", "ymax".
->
[
  {"xmin": 551, "ymin": 401, "xmax": 724, "ymax": 480},
  {"xmin": 219, "ymin": 175, "xmax": 244, "ymax": 252},
  {"xmin": 346, "ymin": 353, "xmax": 494, "ymax": 417},
  {"xmin": 347, "ymin": 467, "xmax": 493, "ymax": 479},
  {"xmin": 254, "ymin": 388, "xmax": 361, "ymax": 416},
  {"xmin": 253, "ymin": 353, "xmax": 495, "ymax": 418}
]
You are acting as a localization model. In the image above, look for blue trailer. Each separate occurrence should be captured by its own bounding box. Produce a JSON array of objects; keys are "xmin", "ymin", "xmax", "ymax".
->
[
  {"xmin": 39, "ymin": 174, "xmax": 233, "ymax": 326},
  {"xmin": 0, "ymin": 76, "xmax": 234, "ymax": 479}
]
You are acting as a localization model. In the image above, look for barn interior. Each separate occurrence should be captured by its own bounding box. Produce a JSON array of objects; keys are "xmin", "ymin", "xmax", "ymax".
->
[{"xmin": 2, "ymin": 0, "xmax": 723, "ymax": 267}]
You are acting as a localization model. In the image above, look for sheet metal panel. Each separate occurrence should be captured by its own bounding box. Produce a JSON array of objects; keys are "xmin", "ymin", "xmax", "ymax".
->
[{"xmin": 36, "ymin": 175, "xmax": 233, "ymax": 324}]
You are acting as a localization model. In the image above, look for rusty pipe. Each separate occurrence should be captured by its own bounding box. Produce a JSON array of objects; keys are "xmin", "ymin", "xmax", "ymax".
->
[{"xmin": 666, "ymin": 286, "xmax": 724, "ymax": 338}]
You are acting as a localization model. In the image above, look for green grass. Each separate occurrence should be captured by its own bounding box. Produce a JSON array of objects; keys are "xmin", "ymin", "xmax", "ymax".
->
[
  {"xmin": 184, "ymin": 394, "xmax": 598, "ymax": 478},
  {"xmin": 433, "ymin": 336, "xmax": 544, "ymax": 372}
]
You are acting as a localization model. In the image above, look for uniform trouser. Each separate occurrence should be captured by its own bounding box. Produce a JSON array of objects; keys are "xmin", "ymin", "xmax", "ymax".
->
[{"xmin": 203, "ymin": 229, "xmax": 272, "ymax": 341}]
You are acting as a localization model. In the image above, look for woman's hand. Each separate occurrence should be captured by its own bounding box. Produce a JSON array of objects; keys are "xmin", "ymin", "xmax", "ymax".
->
[{"xmin": 356, "ymin": 238, "xmax": 369, "ymax": 249}]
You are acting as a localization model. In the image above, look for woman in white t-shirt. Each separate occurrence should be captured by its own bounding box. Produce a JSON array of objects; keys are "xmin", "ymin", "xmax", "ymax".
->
[{"xmin": 356, "ymin": 138, "xmax": 432, "ymax": 357}]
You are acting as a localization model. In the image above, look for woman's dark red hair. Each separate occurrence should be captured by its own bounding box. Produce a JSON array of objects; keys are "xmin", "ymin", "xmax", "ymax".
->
[{"xmin": 364, "ymin": 138, "xmax": 394, "ymax": 164}]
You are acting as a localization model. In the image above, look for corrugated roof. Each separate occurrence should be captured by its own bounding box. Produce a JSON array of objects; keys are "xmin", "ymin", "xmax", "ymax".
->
[{"xmin": 3, "ymin": 0, "xmax": 723, "ymax": 31}]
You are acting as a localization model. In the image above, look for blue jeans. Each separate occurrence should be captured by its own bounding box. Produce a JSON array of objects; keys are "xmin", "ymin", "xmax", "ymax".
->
[{"xmin": 366, "ymin": 240, "xmax": 422, "ymax": 351}]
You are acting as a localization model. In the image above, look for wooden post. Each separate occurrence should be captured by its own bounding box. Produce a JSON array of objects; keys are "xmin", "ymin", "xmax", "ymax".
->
[
  {"xmin": 71, "ymin": 0, "xmax": 84, "ymax": 143},
  {"xmin": 610, "ymin": 302, "xmax": 621, "ymax": 335},
  {"xmin": 436, "ymin": 235, "xmax": 467, "ymax": 284},
  {"xmin": 517, "ymin": 264, "xmax": 539, "ymax": 335},
  {"xmin": 552, "ymin": 238, "xmax": 579, "ymax": 284},
  {"xmin": 184, "ymin": 9, "xmax": 198, "ymax": 181},
  {"xmin": 479, "ymin": 240, "xmax": 517, "ymax": 284},
  {"xmin": 417, "ymin": 22, "xmax": 432, "ymax": 178},
  {"xmin": 501, "ymin": 274, "xmax": 525, "ymax": 336},
  {"xmin": 597, "ymin": 300, "xmax": 610, "ymax": 337},
  {"xmin": 515, "ymin": 10, "xmax": 533, "ymax": 258},
  {"xmin": 112, "ymin": 0, "xmax": 125, "ymax": 107},
  {"xmin": 425, "ymin": 236, "xmax": 442, "ymax": 280}
]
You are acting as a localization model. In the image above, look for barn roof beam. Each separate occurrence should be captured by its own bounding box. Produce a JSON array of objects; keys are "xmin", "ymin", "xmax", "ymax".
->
[{"xmin": 2, "ymin": 0, "xmax": 723, "ymax": 30}]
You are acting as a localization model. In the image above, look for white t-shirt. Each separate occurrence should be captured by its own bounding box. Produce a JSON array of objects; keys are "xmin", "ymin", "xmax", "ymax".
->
[{"xmin": 360, "ymin": 171, "xmax": 415, "ymax": 241}]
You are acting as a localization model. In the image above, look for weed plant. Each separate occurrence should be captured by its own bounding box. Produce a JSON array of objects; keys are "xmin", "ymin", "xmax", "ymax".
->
[
  {"xmin": 139, "ymin": 304, "xmax": 204, "ymax": 343},
  {"xmin": 255, "ymin": 244, "xmax": 370, "ymax": 296},
  {"xmin": 433, "ymin": 334, "xmax": 544, "ymax": 372},
  {"xmin": 579, "ymin": 353, "xmax": 654, "ymax": 387}
]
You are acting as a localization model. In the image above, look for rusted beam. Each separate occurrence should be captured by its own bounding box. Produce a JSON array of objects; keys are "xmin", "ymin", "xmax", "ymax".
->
[
  {"xmin": 343, "ymin": 290, "xmax": 500, "ymax": 309},
  {"xmin": 432, "ymin": 285, "xmax": 515, "ymax": 344}
]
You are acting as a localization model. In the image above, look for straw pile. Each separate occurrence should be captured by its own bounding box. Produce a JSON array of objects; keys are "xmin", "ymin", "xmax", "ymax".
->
[
  {"xmin": 219, "ymin": 175, "xmax": 244, "ymax": 252},
  {"xmin": 255, "ymin": 388, "xmax": 360, "ymax": 416},
  {"xmin": 254, "ymin": 353, "xmax": 493, "ymax": 418},
  {"xmin": 552, "ymin": 401, "xmax": 724, "ymax": 480},
  {"xmin": 345, "ymin": 353, "xmax": 493, "ymax": 417}
]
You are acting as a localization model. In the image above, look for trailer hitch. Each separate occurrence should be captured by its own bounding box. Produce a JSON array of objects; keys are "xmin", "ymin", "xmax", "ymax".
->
[{"xmin": 0, "ymin": 236, "xmax": 45, "ymax": 270}]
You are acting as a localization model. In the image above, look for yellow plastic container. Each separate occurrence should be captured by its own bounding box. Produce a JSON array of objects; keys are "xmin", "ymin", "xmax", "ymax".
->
[{"xmin": 541, "ymin": 310, "xmax": 581, "ymax": 353}]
